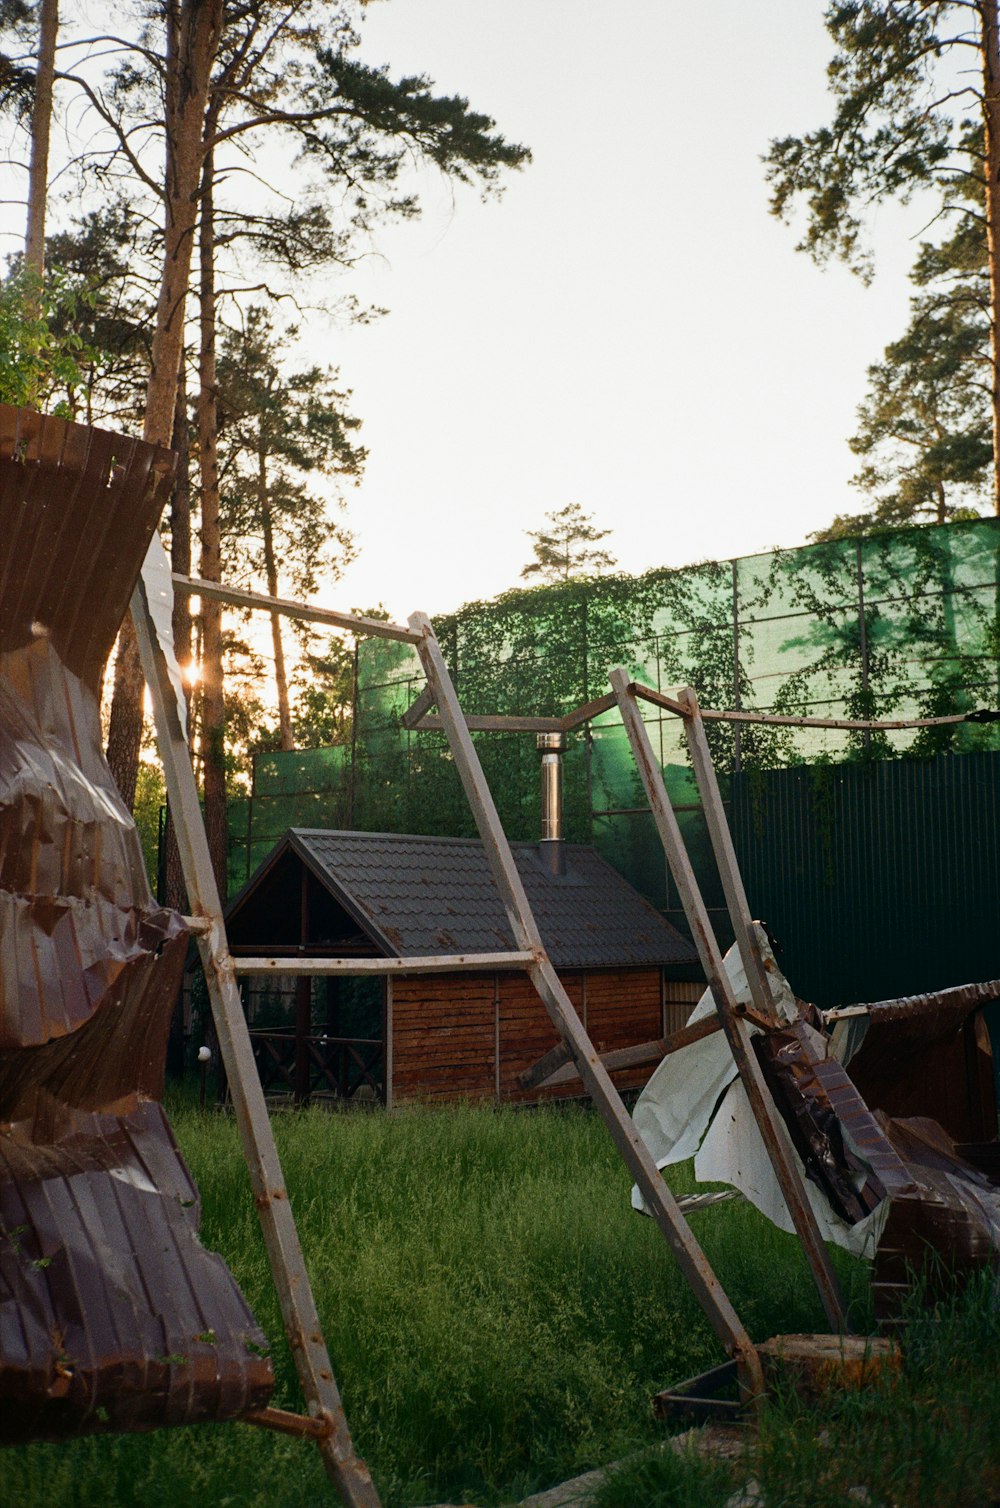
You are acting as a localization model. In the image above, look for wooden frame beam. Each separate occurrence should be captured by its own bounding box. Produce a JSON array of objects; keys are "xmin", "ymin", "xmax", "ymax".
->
[
  {"xmin": 409, "ymin": 611, "xmax": 764, "ymax": 1401},
  {"xmin": 133, "ymin": 559, "xmax": 380, "ymax": 1507},
  {"xmin": 519, "ymin": 1014, "xmax": 725, "ymax": 1091},
  {"xmin": 172, "ymin": 571, "xmax": 418, "ymax": 644},
  {"xmin": 234, "ymin": 951, "xmax": 536, "ymax": 977},
  {"xmin": 631, "ymin": 680, "xmax": 986, "ymax": 732},
  {"xmin": 608, "ymin": 668, "xmax": 849, "ymax": 1335},
  {"xmin": 401, "ymin": 690, "xmax": 619, "ymax": 736}
]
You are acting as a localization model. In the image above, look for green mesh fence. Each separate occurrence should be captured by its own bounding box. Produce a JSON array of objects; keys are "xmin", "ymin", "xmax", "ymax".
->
[
  {"xmin": 230, "ymin": 520, "xmax": 1000, "ymax": 953},
  {"xmin": 228, "ymin": 745, "xmax": 351, "ymax": 895}
]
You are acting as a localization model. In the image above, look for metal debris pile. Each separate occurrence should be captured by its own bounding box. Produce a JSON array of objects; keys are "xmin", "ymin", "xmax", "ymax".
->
[{"xmin": 0, "ymin": 409, "xmax": 273, "ymax": 1443}]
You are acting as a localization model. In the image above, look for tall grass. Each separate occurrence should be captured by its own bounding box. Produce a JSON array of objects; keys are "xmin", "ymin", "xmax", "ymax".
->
[
  {"xmin": 7, "ymin": 1100, "xmax": 871, "ymax": 1506},
  {"xmin": 592, "ymin": 1267, "xmax": 1000, "ymax": 1508}
]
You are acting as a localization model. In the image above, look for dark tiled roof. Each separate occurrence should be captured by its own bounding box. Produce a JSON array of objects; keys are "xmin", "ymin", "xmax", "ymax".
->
[{"xmin": 282, "ymin": 829, "xmax": 696, "ymax": 970}]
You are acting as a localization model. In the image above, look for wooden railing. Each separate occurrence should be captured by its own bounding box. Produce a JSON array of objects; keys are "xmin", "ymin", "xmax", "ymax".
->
[{"xmin": 247, "ymin": 1030, "xmax": 384, "ymax": 1104}]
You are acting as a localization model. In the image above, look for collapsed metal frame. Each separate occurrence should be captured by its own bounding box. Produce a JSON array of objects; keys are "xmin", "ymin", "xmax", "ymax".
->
[{"xmin": 134, "ymin": 563, "xmax": 990, "ymax": 1500}]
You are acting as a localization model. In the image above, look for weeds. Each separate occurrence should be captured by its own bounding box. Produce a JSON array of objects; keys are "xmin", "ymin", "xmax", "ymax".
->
[{"xmin": 3, "ymin": 1101, "xmax": 992, "ymax": 1507}]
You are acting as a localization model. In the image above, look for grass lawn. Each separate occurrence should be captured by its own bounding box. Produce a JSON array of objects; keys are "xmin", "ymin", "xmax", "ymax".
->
[{"xmin": 4, "ymin": 1098, "xmax": 996, "ymax": 1506}]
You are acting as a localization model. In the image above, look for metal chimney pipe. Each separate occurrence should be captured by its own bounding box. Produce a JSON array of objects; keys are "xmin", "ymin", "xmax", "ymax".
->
[{"xmin": 537, "ymin": 731, "xmax": 567, "ymax": 875}]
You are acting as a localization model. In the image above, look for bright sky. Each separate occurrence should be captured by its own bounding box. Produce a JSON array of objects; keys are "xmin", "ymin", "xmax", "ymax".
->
[
  {"xmin": 320, "ymin": 0, "xmax": 924, "ymax": 623},
  {"xmin": 0, "ymin": 2, "xmax": 928, "ymax": 633}
]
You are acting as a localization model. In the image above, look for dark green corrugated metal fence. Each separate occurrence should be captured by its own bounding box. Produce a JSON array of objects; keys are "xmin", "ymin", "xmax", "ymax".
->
[{"xmin": 730, "ymin": 750, "xmax": 1000, "ymax": 1008}]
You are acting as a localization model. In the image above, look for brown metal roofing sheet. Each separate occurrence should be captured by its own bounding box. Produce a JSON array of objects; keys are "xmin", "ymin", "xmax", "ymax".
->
[
  {"xmin": 745, "ymin": 1012, "xmax": 998, "ymax": 1320},
  {"xmin": 0, "ymin": 406, "xmax": 272, "ymax": 1442},
  {"xmin": 871, "ymin": 1113, "xmax": 1000, "ymax": 1320}
]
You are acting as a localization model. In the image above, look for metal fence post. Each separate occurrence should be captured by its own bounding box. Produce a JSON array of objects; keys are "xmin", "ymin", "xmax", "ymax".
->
[
  {"xmin": 731, "ymin": 558, "xmax": 742, "ymax": 773},
  {"xmin": 857, "ymin": 539, "xmax": 872, "ymax": 754}
]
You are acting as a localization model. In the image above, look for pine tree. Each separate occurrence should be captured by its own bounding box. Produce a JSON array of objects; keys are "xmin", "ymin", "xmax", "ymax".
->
[
  {"xmin": 765, "ymin": 2, "xmax": 1000, "ymax": 513},
  {"xmin": 521, "ymin": 504, "xmax": 617, "ymax": 583},
  {"xmin": 216, "ymin": 305, "xmax": 363, "ymax": 751}
]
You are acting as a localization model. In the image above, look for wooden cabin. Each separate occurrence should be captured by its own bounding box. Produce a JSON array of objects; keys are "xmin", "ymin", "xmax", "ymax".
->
[{"xmin": 224, "ymin": 828, "xmax": 701, "ymax": 1106}]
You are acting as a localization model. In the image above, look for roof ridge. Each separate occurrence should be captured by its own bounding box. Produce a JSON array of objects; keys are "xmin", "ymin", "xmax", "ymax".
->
[{"xmin": 291, "ymin": 827, "xmax": 590, "ymax": 851}]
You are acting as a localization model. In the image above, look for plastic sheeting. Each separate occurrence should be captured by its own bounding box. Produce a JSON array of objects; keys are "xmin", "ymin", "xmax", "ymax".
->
[{"xmin": 629, "ymin": 929, "xmax": 891, "ymax": 1259}]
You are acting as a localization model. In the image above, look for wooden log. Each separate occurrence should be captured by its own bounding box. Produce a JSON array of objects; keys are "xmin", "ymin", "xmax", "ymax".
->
[
  {"xmin": 535, "ymin": 1014, "xmax": 725, "ymax": 1089},
  {"xmin": 756, "ymin": 1334, "xmax": 900, "ymax": 1404},
  {"xmin": 518, "ymin": 1039, "xmax": 573, "ymax": 1090}
]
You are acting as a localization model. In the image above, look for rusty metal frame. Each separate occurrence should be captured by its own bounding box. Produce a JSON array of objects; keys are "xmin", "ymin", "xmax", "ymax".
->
[
  {"xmin": 132, "ymin": 564, "xmax": 380, "ymax": 1507},
  {"xmin": 608, "ymin": 669, "xmax": 849, "ymax": 1334}
]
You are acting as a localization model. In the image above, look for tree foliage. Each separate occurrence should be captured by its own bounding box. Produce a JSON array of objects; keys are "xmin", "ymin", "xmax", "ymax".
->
[
  {"xmin": 216, "ymin": 305, "xmax": 363, "ymax": 748},
  {"xmin": 0, "ymin": 265, "xmax": 87, "ymax": 410},
  {"xmin": 0, "ymin": 0, "xmax": 536, "ymax": 814},
  {"xmin": 520, "ymin": 503, "xmax": 617, "ymax": 584},
  {"xmin": 766, "ymin": 3, "xmax": 979, "ymax": 278},
  {"xmin": 815, "ymin": 282, "xmax": 992, "ymax": 539},
  {"xmin": 765, "ymin": 1, "xmax": 1000, "ymax": 521}
]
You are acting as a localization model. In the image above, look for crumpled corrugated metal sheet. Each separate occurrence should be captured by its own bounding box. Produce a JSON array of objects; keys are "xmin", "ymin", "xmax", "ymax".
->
[
  {"xmin": 0, "ymin": 406, "xmax": 272, "ymax": 1442},
  {"xmin": 753, "ymin": 1024, "xmax": 887, "ymax": 1225},
  {"xmin": 631, "ymin": 937, "xmax": 1000, "ymax": 1299},
  {"xmin": 871, "ymin": 1114, "xmax": 1000, "ymax": 1321},
  {"xmin": 847, "ymin": 979, "xmax": 1000, "ymax": 1145}
]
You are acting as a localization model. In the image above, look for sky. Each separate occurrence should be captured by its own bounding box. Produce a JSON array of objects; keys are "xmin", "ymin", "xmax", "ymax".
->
[
  {"xmin": 0, "ymin": 1, "xmax": 929, "ymax": 632},
  {"xmin": 318, "ymin": 0, "xmax": 924, "ymax": 624}
]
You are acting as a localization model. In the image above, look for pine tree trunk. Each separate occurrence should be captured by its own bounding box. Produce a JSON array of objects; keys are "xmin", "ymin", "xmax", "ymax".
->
[
  {"xmin": 24, "ymin": 0, "xmax": 57, "ymax": 303},
  {"xmin": 170, "ymin": 357, "xmax": 192, "ymax": 670},
  {"xmin": 936, "ymin": 479, "xmax": 947, "ymax": 526},
  {"xmin": 259, "ymin": 449, "xmax": 294, "ymax": 751},
  {"xmin": 105, "ymin": 0, "xmax": 221, "ymax": 808},
  {"xmin": 163, "ymin": 363, "xmax": 192, "ymax": 912},
  {"xmin": 197, "ymin": 137, "xmax": 228, "ymax": 900},
  {"xmin": 105, "ymin": 630, "xmax": 145, "ymax": 812},
  {"xmin": 981, "ymin": 0, "xmax": 1000, "ymax": 515}
]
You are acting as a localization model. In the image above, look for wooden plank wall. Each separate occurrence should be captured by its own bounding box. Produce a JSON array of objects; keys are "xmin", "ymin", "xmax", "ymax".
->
[
  {"xmin": 391, "ymin": 969, "xmax": 706, "ymax": 1105},
  {"xmin": 498, "ymin": 973, "xmax": 584, "ymax": 1104},
  {"xmin": 664, "ymin": 979, "xmax": 705, "ymax": 1035},
  {"xmin": 391, "ymin": 973, "xmax": 495, "ymax": 1103}
]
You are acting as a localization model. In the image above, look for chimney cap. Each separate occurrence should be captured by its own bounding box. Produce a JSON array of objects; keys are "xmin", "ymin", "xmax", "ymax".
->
[{"xmin": 536, "ymin": 731, "xmax": 567, "ymax": 754}]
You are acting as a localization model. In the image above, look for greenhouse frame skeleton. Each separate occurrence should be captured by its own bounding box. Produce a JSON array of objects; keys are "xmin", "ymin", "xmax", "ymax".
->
[{"xmin": 136, "ymin": 562, "xmax": 995, "ymax": 1501}]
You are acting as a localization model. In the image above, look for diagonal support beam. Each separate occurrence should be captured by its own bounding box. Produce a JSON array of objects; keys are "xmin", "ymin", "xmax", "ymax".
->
[
  {"xmin": 675, "ymin": 686, "xmax": 779, "ymax": 1028},
  {"xmin": 409, "ymin": 612, "xmax": 764, "ymax": 1400},
  {"xmin": 608, "ymin": 668, "xmax": 849, "ymax": 1335},
  {"xmin": 132, "ymin": 560, "xmax": 380, "ymax": 1507}
]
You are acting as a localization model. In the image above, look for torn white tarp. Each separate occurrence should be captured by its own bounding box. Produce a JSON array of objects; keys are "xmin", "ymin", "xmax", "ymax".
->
[
  {"xmin": 632, "ymin": 925, "xmax": 796, "ymax": 1167},
  {"xmin": 630, "ymin": 926, "xmax": 889, "ymax": 1259}
]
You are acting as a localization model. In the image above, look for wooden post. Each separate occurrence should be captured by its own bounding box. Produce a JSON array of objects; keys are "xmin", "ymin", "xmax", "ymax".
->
[
  {"xmin": 295, "ymin": 976, "xmax": 312, "ymax": 1105},
  {"xmin": 296, "ymin": 866, "xmax": 311, "ymax": 1103},
  {"xmin": 676, "ymin": 687, "xmax": 779, "ymax": 1029},
  {"xmin": 408, "ymin": 612, "xmax": 764, "ymax": 1400},
  {"xmin": 132, "ymin": 562, "xmax": 381, "ymax": 1507},
  {"xmin": 609, "ymin": 669, "xmax": 849, "ymax": 1335}
]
